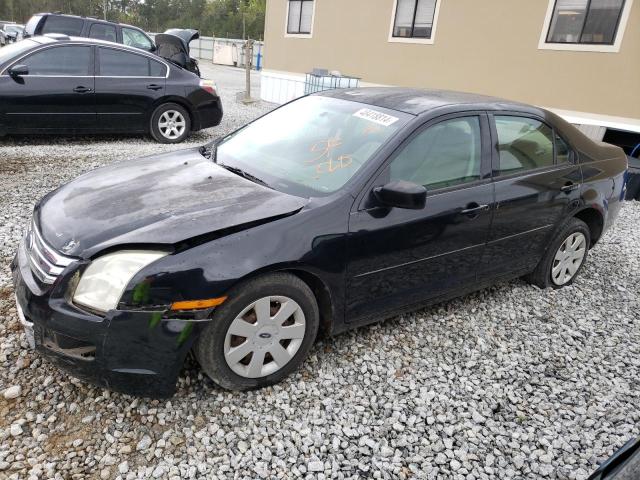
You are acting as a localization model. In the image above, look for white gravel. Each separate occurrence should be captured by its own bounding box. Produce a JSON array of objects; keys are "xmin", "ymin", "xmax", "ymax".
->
[{"xmin": 1, "ymin": 64, "xmax": 639, "ymax": 479}]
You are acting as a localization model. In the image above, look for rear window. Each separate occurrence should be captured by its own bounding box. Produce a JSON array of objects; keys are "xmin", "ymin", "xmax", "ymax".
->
[
  {"xmin": 150, "ymin": 59, "xmax": 167, "ymax": 77},
  {"xmin": 89, "ymin": 23, "xmax": 117, "ymax": 42},
  {"xmin": 41, "ymin": 16, "xmax": 84, "ymax": 36},
  {"xmin": 495, "ymin": 116, "xmax": 555, "ymax": 175},
  {"xmin": 98, "ymin": 47, "xmax": 162, "ymax": 76},
  {"xmin": 122, "ymin": 27, "xmax": 153, "ymax": 51}
]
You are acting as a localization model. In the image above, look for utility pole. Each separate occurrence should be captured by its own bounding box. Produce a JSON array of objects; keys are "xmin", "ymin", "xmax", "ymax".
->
[
  {"xmin": 103, "ymin": 0, "xmax": 107, "ymax": 20},
  {"xmin": 242, "ymin": 38, "xmax": 256, "ymax": 104}
]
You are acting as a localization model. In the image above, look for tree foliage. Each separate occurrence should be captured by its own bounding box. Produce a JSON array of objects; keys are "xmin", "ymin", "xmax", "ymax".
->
[{"xmin": 0, "ymin": 0, "xmax": 266, "ymax": 39}]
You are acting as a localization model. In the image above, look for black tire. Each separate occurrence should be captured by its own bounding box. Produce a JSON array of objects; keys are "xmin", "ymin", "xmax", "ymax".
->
[
  {"xmin": 150, "ymin": 102, "xmax": 191, "ymax": 144},
  {"xmin": 194, "ymin": 273, "xmax": 320, "ymax": 391},
  {"xmin": 525, "ymin": 218, "xmax": 591, "ymax": 289}
]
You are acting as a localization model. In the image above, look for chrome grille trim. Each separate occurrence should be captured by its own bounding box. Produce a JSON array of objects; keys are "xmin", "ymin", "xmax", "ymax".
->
[{"xmin": 26, "ymin": 221, "xmax": 75, "ymax": 284}]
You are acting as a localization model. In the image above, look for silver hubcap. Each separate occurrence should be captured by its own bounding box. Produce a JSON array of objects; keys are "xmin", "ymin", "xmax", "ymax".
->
[
  {"xmin": 158, "ymin": 110, "xmax": 186, "ymax": 139},
  {"xmin": 224, "ymin": 296, "xmax": 306, "ymax": 378},
  {"xmin": 552, "ymin": 232, "xmax": 587, "ymax": 285}
]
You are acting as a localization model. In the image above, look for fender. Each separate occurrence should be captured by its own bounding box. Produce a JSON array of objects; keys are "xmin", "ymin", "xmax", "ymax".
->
[{"xmin": 120, "ymin": 195, "xmax": 353, "ymax": 331}]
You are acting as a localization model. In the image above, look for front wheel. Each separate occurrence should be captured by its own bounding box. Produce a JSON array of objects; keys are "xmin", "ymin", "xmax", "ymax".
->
[
  {"xmin": 150, "ymin": 103, "xmax": 191, "ymax": 143},
  {"xmin": 194, "ymin": 273, "xmax": 320, "ymax": 391},
  {"xmin": 525, "ymin": 218, "xmax": 591, "ymax": 289}
]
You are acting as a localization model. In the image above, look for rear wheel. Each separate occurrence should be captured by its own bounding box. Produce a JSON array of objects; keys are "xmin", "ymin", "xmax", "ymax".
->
[
  {"xmin": 195, "ymin": 273, "xmax": 319, "ymax": 391},
  {"xmin": 525, "ymin": 218, "xmax": 590, "ymax": 289},
  {"xmin": 150, "ymin": 103, "xmax": 191, "ymax": 143}
]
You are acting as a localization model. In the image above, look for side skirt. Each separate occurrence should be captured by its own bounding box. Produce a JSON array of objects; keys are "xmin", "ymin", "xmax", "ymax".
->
[{"xmin": 331, "ymin": 268, "xmax": 532, "ymax": 336}]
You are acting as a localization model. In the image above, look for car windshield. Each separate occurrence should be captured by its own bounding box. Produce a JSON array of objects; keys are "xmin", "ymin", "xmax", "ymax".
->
[
  {"xmin": 214, "ymin": 96, "xmax": 410, "ymax": 197},
  {"xmin": 7, "ymin": 25, "xmax": 23, "ymax": 33},
  {"xmin": 0, "ymin": 39, "xmax": 36, "ymax": 65}
]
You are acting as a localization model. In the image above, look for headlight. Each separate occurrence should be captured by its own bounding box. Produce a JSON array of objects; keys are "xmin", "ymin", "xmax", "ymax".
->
[{"xmin": 73, "ymin": 250, "xmax": 168, "ymax": 313}]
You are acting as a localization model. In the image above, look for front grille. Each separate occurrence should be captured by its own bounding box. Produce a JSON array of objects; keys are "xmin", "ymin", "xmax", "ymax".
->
[{"xmin": 26, "ymin": 221, "xmax": 75, "ymax": 284}]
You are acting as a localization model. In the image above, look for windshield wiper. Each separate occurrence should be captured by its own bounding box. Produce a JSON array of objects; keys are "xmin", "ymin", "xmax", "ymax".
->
[
  {"xmin": 219, "ymin": 163, "xmax": 271, "ymax": 188},
  {"xmin": 199, "ymin": 143, "xmax": 217, "ymax": 162},
  {"xmin": 200, "ymin": 143, "xmax": 270, "ymax": 188}
]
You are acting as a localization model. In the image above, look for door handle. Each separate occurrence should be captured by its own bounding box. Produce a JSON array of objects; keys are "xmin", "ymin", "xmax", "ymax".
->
[
  {"xmin": 147, "ymin": 84, "xmax": 162, "ymax": 90},
  {"xmin": 73, "ymin": 86, "xmax": 93, "ymax": 93},
  {"xmin": 460, "ymin": 203, "xmax": 490, "ymax": 216},
  {"xmin": 560, "ymin": 182, "xmax": 580, "ymax": 192}
]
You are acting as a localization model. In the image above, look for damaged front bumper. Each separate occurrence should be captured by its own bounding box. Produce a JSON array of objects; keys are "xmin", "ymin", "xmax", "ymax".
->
[{"xmin": 10, "ymin": 238, "xmax": 208, "ymax": 398}]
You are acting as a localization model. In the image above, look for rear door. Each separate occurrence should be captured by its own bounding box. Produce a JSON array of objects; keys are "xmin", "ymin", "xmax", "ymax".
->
[
  {"xmin": 2, "ymin": 44, "xmax": 95, "ymax": 132},
  {"xmin": 478, "ymin": 114, "xmax": 582, "ymax": 280},
  {"xmin": 94, "ymin": 46, "xmax": 167, "ymax": 132}
]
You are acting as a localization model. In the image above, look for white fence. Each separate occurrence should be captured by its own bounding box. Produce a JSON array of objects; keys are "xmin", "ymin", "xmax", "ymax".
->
[{"xmin": 149, "ymin": 34, "xmax": 264, "ymax": 69}]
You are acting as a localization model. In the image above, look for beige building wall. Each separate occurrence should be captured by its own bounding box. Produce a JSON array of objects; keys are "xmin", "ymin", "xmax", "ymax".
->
[{"xmin": 263, "ymin": 0, "xmax": 640, "ymax": 122}]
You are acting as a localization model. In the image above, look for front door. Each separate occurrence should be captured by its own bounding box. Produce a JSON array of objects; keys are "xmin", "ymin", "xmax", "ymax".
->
[
  {"xmin": 346, "ymin": 114, "xmax": 495, "ymax": 322},
  {"xmin": 479, "ymin": 114, "xmax": 583, "ymax": 280},
  {"xmin": 2, "ymin": 44, "xmax": 95, "ymax": 132},
  {"xmin": 94, "ymin": 46, "xmax": 166, "ymax": 132}
]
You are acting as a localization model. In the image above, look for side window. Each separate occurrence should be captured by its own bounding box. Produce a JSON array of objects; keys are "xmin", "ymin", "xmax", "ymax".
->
[
  {"xmin": 122, "ymin": 27, "xmax": 153, "ymax": 51},
  {"xmin": 390, "ymin": 117, "xmax": 482, "ymax": 190},
  {"xmin": 555, "ymin": 133, "xmax": 572, "ymax": 164},
  {"xmin": 22, "ymin": 46, "xmax": 91, "ymax": 76},
  {"xmin": 41, "ymin": 16, "xmax": 84, "ymax": 36},
  {"xmin": 495, "ymin": 116, "xmax": 554, "ymax": 175},
  {"xmin": 89, "ymin": 23, "xmax": 117, "ymax": 42},
  {"xmin": 149, "ymin": 59, "xmax": 167, "ymax": 77},
  {"xmin": 99, "ymin": 47, "xmax": 150, "ymax": 76}
]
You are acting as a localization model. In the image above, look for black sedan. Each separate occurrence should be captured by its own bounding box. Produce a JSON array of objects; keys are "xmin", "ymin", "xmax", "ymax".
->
[
  {"xmin": 12, "ymin": 89, "xmax": 627, "ymax": 397},
  {"xmin": 0, "ymin": 34, "xmax": 222, "ymax": 143}
]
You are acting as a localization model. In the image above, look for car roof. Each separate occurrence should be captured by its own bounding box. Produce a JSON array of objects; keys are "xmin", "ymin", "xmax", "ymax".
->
[
  {"xmin": 34, "ymin": 12, "xmax": 143, "ymax": 30},
  {"xmin": 318, "ymin": 87, "xmax": 538, "ymax": 116}
]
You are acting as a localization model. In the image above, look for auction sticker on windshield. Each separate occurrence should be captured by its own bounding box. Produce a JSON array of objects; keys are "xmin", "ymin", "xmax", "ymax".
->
[{"xmin": 353, "ymin": 108, "xmax": 399, "ymax": 127}]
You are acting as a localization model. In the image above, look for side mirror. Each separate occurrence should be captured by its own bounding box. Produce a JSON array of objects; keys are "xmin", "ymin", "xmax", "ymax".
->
[
  {"xmin": 149, "ymin": 44, "xmax": 157, "ymax": 52},
  {"xmin": 8, "ymin": 64, "xmax": 28, "ymax": 77},
  {"xmin": 373, "ymin": 180, "xmax": 427, "ymax": 210}
]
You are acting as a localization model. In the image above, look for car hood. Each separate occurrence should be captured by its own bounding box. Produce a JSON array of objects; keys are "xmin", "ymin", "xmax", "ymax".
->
[
  {"xmin": 36, "ymin": 148, "xmax": 308, "ymax": 259},
  {"xmin": 155, "ymin": 29, "xmax": 198, "ymax": 66}
]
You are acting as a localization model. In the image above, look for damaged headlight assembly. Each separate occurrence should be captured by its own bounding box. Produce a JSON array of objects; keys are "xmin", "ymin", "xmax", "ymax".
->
[{"xmin": 72, "ymin": 250, "xmax": 168, "ymax": 313}]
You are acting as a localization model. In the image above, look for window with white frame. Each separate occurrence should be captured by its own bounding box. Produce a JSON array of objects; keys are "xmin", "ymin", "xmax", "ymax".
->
[
  {"xmin": 287, "ymin": 0, "xmax": 314, "ymax": 35},
  {"xmin": 546, "ymin": 0, "xmax": 626, "ymax": 45},
  {"xmin": 392, "ymin": 0, "xmax": 438, "ymax": 38}
]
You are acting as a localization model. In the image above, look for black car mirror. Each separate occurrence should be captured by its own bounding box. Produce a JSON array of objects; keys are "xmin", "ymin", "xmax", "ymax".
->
[
  {"xmin": 8, "ymin": 64, "xmax": 28, "ymax": 77},
  {"xmin": 373, "ymin": 180, "xmax": 427, "ymax": 210}
]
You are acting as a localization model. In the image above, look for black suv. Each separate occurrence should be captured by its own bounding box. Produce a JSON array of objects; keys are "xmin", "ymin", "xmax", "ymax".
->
[
  {"xmin": 24, "ymin": 13, "xmax": 155, "ymax": 51},
  {"xmin": 23, "ymin": 14, "xmax": 201, "ymax": 76}
]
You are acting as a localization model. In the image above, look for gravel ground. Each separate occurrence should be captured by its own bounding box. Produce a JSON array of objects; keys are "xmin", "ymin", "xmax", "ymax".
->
[{"xmin": 1, "ymin": 65, "xmax": 639, "ymax": 479}]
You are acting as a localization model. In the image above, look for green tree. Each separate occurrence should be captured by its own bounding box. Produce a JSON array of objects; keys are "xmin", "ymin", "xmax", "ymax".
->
[{"xmin": 1, "ymin": 0, "xmax": 266, "ymax": 39}]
